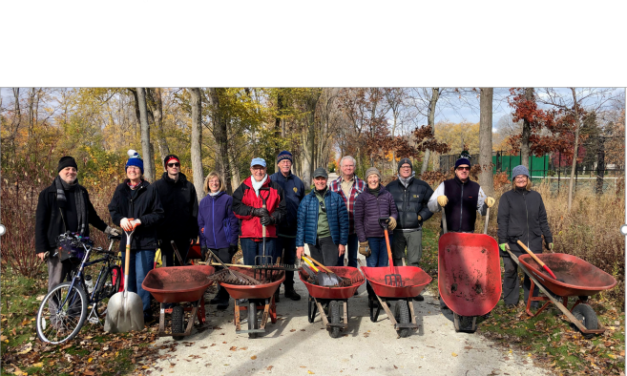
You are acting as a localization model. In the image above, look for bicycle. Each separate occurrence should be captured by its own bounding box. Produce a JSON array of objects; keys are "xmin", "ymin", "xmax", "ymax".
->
[{"xmin": 36, "ymin": 232, "xmax": 122, "ymax": 344}]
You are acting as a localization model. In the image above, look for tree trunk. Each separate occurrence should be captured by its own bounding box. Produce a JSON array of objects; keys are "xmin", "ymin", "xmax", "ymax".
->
[
  {"xmin": 207, "ymin": 88, "xmax": 232, "ymax": 194},
  {"xmin": 520, "ymin": 88, "xmax": 534, "ymax": 169},
  {"xmin": 479, "ymin": 88, "xmax": 495, "ymax": 198},
  {"xmin": 596, "ymin": 136, "xmax": 605, "ymax": 194},
  {"xmin": 421, "ymin": 88, "xmax": 440, "ymax": 174},
  {"xmin": 568, "ymin": 88, "xmax": 580, "ymax": 211},
  {"xmin": 189, "ymin": 88, "xmax": 205, "ymax": 202},
  {"xmin": 136, "ymin": 88, "xmax": 155, "ymax": 182},
  {"xmin": 147, "ymin": 88, "xmax": 169, "ymax": 163}
]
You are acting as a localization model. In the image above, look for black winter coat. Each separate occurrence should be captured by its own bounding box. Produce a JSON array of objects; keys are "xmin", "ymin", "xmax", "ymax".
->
[
  {"xmin": 497, "ymin": 188, "xmax": 553, "ymax": 257},
  {"xmin": 151, "ymin": 172, "xmax": 199, "ymax": 242},
  {"xmin": 386, "ymin": 177, "xmax": 433, "ymax": 230},
  {"xmin": 108, "ymin": 180, "xmax": 165, "ymax": 252},
  {"xmin": 35, "ymin": 182, "xmax": 108, "ymax": 254}
]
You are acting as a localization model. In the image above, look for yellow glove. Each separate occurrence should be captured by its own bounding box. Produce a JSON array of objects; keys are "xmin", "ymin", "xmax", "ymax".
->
[
  {"xmin": 418, "ymin": 215, "xmax": 422, "ymax": 221},
  {"xmin": 358, "ymin": 241, "xmax": 371, "ymax": 257},
  {"xmin": 388, "ymin": 217, "xmax": 397, "ymax": 231},
  {"xmin": 437, "ymin": 195, "xmax": 448, "ymax": 207},
  {"xmin": 486, "ymin": 197, "xmax": 495, "ymax": 208}
]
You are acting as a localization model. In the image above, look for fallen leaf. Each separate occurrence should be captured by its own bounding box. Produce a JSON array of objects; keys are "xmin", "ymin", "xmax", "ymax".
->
[
  {"xmin": 88, "ymin": 357, "xmax": 93, "ymax": 363},
  {"xmin": 300, "ymin": 366, "xmax": 306, "ymax": 368},
  {"xmin": 452, "ymin": 352, "xmax": 458, "ymax": 357},
  {"xmin": 230, "ymin": 346, "xmax": 237, "ymax": 351},
  {"xmin": 308, "ymin": 371, "xmax": 315, "ymax": 374},
  {"xmin": 32, "ymin": 362, "xmax": 43, "ymax": 368},
  {"xmin": 251, "ymin": 356, "xmax": 257, "ymax": 360},
  {"xmin": 394, "ymin": 365, "xmax": 398, "ymax": 369},
  {"xmin": 267, "ymin": 366, "xmax": 273, "ymax": 371},
  {"xmin": 17, "ymin": 343, "xmax": 33, "ymax": 355},
  {"xmin": 84, "ymin": 371, "xmax": 95, "ymax": 376},
  {"xmin": 290, "ymin": 329, "xmax": 296, "ymax": 332},
  {"xmin": 0, "ymin": 335, "xmax": 6, "ymax": 341}
]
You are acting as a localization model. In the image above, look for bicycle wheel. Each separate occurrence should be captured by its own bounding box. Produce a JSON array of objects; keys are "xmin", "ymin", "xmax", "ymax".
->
[
  {"xmin": 36, "ymin": 282, "xmax": 88, "ymax": 345},
  {"xmin": 94, "ymin": 265, "xmax": 122, "ymax": 317}
]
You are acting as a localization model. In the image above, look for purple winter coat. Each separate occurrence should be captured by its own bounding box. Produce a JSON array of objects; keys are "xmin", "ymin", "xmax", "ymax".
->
[
  {"xmin": 354, "ymin": 185, "xmax": 398, "ymax": 243},
  {"xmin": 198, "ymin": 191, "xmax": 240, "ymax": 249}
]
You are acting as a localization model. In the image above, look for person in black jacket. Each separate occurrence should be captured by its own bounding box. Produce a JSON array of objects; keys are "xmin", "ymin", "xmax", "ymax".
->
[
  {"xmin": 386, "ymin": 158, "xmax": 433, "ymax": 301},
  {"xmin": 497, "ymin": 165, "xmax": 553, "ymax": 310},
  {"xmin": 36, "ymin": 156, "xmax": 120, "ymax": 317},
  {"xmin": 152, "ymin": 154, "xmax": 199, "ymax": 266},
  {"xmin": 108, "ymin": 150, "xmax": 164, "ymax": 322}
]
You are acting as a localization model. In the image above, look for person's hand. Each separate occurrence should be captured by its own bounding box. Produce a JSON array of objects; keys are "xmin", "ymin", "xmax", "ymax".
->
[
  {"xmin": 201, "ymin": 227, "xmax": 204, "ymax": 234},
  {"xmin": 418, "ymin": 215, "xmax": 422, "ymax": 221},
  {"xmin": 499, "ymin": 243, "xmax": 510, "ymax": 252},
  {"xmin": 37, "ymin": 252, "xmax": 46, "ymax": 261},
  {"xmin": 338, "ymin": 244, "xmax": 345, "ymax": 257},
  {"xmin": 545, "ymin": 242, "xmax": 554, "ymax": 251},
  {"xmin": 120, "ymin": 218, "xmax": 132, "ymax": 231},
  {"xmin": 437, "ymin": 195, "xmax": 448, "ymax": 207},
  {"xmin": 387, "ymin": 217, "xmax": 397, "ymax": 231},
  {"xmin": 201, "ymin": 246, "xmax": 209, "ymax": 261},
  {"xmin": 260, "ymin": 215, "xmax": 275, "ymax": 226},
  {"xmin": 358, "ymin": 241, "xmax": 371, "ymax": 257},
  {"xmin": 252, "ymin": 208, "xmax": 269, "ymax": 217},
  {"xmin": 486, "ymin": 197, "xmax": 495, "ymax": 208},
  {"xmin": 130, "ymin": 218, "xmax": 141, "ymax": 229},
  {"xmin": 296, "ymin": 246, "xmax": 305, "ymax": 259},
  {"xmin": 104, "ymin": 226, "xmax": 121, "ymax": 237}
]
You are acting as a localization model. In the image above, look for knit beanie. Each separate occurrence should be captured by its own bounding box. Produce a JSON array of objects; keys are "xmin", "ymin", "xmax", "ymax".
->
[
  {"xmin": 125, "ymin": 149, "xmax": 144, "ymax": 174},
  {"xmin": 365, "ymin": 167, "xmax": 381, "ymax": 181},
  {"xmin": 58, "ymin": 156, "xmax": 78, "ymax": 172},
  {"xmin": 511, "ymin": 165, "xmax": 530, "ymax": 179},
  {"xmin": 277, "ymin": 150, "xmax": 293, "ymax": 164},
  {"xmin": 455, "ymin": 157, "xmax": 471, "ymax": 169},
  {"xmin": 398, "ymin": 158, "xmax": 412, "ymax": 173},
  {"xmin": 163, "ymin": 154, "xmax": 180, "ymax": 167}
]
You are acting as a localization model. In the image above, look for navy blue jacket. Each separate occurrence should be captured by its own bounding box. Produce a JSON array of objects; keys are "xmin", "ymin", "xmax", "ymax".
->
[
  {"xmin": 296, "ymin": 189, "xmax": 349, "ymax": 247},
  {"xmin": 198, "ymin": 191, "xmax": 240, "ymax": 249},
  {"xmin": 270, "ymin": 171, "xmax": 305, "ymax": 236}
]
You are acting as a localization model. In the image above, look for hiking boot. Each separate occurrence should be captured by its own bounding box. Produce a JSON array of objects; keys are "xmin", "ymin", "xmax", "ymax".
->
[
  {"xmin": 210, "ymin": 297, "xmax": 222, "ymax": 304},
  {"xmin": 216, "ymin": 301, "xmax": 229, "ymax": 311},
  {"xmin": 284, "ymin": 289, "xmax": 301, "ymax": 301}
]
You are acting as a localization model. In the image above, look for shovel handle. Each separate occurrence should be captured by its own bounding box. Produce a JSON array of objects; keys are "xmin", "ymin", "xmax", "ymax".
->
[
  {"xmin": 516, "ymin": 240, "xmax": 557, "ymax": 279},
  {"xmin": 441, "ymin": 207, "xmax": 448, "ymax": 234},
  {"xmin": 483, "ymin": 207, "xmax": 490, "ymax": 235},
  {"xmin": 304, "ymin": 256, "xmax": 332, "ymax": 273},
  {"xmin": 302, "ymin": 257, "xmax": 319, "ymax": 273}
]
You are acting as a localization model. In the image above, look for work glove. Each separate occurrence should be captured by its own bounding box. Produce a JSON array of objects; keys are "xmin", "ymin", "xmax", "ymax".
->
[
  {"xmin": 486, "ymin": 197, "xmax": 495, "ymax": 208},
  {"xmin": 229, "ymin": 244, "xmax": 239, "ymax": 255},
  {"xmin": 358, "ymin": 241, "xmax": 371, "ymax": 257},
  {"xmin": 260, "ymin": 215, "xmax": 275, "ymax": 226},
  {"xmin": 418, "ymin": 215, "xmax": 422, "ymax": 221},
  {"xmin": 437, "ymin": 195, "xmax": 448, "ymax": 207},
  {"xmin": 201, "ymin": 246, "xmax": 209, "ymax": 262},
  {"xmin": 387, "ymin": 217, "xmax": 397, "ymax": 231},
  {"xmin": 104, "ymin": 226, "xmax": 121, "ymax": 237},
  {"xmin": 252, "ymin": 208, "xmax": 270, "ymax": 217},
  {"xmin": 499, "ymin": 243, "xmax": 510, "ymax": 252},
  {"xmin": 545, "ymin": 242, "xmax": 554, "ymax": 251}
]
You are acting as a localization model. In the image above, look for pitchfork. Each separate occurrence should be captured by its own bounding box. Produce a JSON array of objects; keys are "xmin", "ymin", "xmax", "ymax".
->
[{"xmin": 379, "ymin": 217, "xmax": 403, "ymax": 287}]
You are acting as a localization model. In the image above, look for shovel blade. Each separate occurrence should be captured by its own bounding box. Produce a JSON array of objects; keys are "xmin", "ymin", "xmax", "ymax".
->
[
  {"xmin": 317, "ymin": 273, "xmax": 343, "ymax": 287},
  {"xmin": 104, "ymin": 291, "xmax": 144, "ymax": 333}
]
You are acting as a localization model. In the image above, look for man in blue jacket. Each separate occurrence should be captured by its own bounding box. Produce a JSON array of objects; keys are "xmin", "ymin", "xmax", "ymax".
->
[{"xmin": 270, "ymin": 151, "xmax": 305, "ymax": 301}]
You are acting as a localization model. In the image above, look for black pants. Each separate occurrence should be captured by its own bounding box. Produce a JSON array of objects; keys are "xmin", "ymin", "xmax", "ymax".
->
[
  {"xmin": 308, "ymin": 236, "xmax": 338, "ymax": 267},
  {"xmin": 502, "ymin": 256, "xmax": 539, "ymax": 306},
  {"xmin": 212, "ymin": 247, "xmax": 234, "ymax": 303},
  {"xmin": 276, "ymin": 236, "xmax": 296, "ymax": 290},
  {"xmin": 161, "ymin": 237, "xmax": 191, "ymax": 266}
]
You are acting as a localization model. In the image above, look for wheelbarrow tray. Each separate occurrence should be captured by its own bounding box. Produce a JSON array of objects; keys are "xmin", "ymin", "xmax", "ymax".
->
[
  {"xmin": 221, "ymin": 267, "xmax": 285, "ymax": 300},
  {"xmin": 518, "ymin": 253, "xmax": 617, "ymax": 297},
  {"xmin": 142, "ymin": 265, "xmax": 215, "ymax": 303},
  {"xmin": 361, "ymin": 266, "xmax": 432, "ymax": 298},
  {"xmin": 438, "ymin": 232, "xmax": 501, "ymax": 317},
  {"xmin": 298, "ymin": 266, "xmax": 365, "ymax": 300}
]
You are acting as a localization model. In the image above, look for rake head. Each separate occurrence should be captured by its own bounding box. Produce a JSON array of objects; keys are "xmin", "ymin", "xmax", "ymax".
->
[
  {"xmin": 384, "ymin": 273, "xmax": 404, "ymax": 287},
  {"xmin": 208, "ymin": 269, "xmax": 261, "ymax": 285}
]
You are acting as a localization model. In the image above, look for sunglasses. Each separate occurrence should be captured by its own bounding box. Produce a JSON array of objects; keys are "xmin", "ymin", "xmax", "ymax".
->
[
  {"xmin": 167, "ymin": 163, "xmax": 180, "ymax": 167},
  {"xmin": 456, "ymin": 166, "xmax": 470, "ymax": 171}
]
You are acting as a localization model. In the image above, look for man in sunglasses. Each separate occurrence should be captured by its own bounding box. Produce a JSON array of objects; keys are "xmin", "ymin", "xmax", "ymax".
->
[
  {"xmin": 153, "ymin": 154, "xmax": 199, "ymax": 266},
  {"xmin": 427, "ymin": 154, "xmax": 495, "ymax": 310}
]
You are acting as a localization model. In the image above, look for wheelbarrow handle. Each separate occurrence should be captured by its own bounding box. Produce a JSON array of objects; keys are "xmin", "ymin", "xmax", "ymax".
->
[{"xmin": 516, "ymin": 240, "xmax": 557, "ymax": 279}]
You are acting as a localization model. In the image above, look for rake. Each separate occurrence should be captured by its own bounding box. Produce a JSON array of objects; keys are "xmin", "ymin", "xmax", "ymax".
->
[{"xmin": 205, "ymin": 248, "xmax": 261, "ymax": 285}]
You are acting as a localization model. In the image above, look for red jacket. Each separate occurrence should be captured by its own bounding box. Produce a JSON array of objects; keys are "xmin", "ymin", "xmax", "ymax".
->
[{"xmin": 232, "ymin": 176, "xmax": 286, "ymax": 239}]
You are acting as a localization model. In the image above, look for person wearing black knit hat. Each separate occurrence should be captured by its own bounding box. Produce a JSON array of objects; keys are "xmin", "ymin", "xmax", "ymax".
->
[{"xmin": 35, "ymin": 156, "xmax": 121, "ymax": 327}]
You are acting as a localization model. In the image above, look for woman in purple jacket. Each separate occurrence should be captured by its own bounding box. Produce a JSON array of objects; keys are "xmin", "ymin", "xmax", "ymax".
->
[
  {"xmin": 354, "ymin": 167, "xmax": 398, "ymax": 304},
  {"xmin": 198, "ymin": 172, "xmax": 240, "ymax": 310}
]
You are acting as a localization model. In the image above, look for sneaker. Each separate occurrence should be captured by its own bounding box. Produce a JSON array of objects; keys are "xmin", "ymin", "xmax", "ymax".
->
[
  {"xmin": 413, "ymin": 295, "xmax": 425, "ymax": 302},
  {"xmin": 284, "ymin": 289, "xmax": 301, "ymax": 301}
]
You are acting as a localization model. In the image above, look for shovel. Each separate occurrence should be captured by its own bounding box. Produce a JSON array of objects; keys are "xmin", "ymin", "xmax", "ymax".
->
[
  {"xmin": 302, "ymin": 257, "xmax": 335, "ymax": 286},
  {"xmin": 104, "ymin": 223, "xmax": 144, "ymax": 333},
  {"xmin": 516, "ymin": 240, "xmax": 558, "ymax": 280},
  {"xmin": 303, "ymin": 255, "xmax": 344, "ymax": 286}
]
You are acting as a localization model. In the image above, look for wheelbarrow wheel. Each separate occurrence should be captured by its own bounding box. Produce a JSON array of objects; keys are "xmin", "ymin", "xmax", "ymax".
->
[
  {"xmin": 248, "ymin": 301, "xmax": 258, "ymax": 338},
  {"xmin": 394, "ymin": 300, "xmax": 411, "ymax": 338},
  {"xmin": 369, "ymin": 296, "xmax": 380, "ymax": 322},
  {"xmin": 171, "ymin": 305, "xmax": 185, "ymax": 340},
  {"xmin": 307, "ymin": 295, "xmax": 317, "ymax": 323},
  {"xmin": 329, "ymin": 300, "xmax": 341, "ymax": 339},
  {"xmin": 571, "ymin": 304, "xmax": 598, "ymax": 339}
]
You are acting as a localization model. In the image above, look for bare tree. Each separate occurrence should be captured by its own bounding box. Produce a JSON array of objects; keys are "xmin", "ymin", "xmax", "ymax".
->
[
  {"xmin": 206, "ymin": 88, "xmax": 233, "ymax": 194},
  {"xmin": 136, "ymin": 88, "xmax": 155, "ymax": 182},
  {"xmin": 188, "ymin": 88, "xmax": 205, "ymax": 202},
  {"xmin": 479, "ymin": 88, "xmax": 494, "ymax": 197},
  {"xmin": 147, "ymin": 88, "xmax": 170, "ymax": 162}
]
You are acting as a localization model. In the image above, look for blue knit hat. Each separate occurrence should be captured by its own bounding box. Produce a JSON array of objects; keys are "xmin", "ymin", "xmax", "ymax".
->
[
  {"xmin": 455, "ymin": 157, "xmax": 471, "ymax": 169},
  {"xmin": 277, "ymin": 150, "xmax": 293, "ymax": 164},
  {"xmin": 511, "ymin": 165, "xmax": 530, "ymax": 179},
  {"xmin": 125, "ymin": 149, "xmax": 144, "ymax": 174}
]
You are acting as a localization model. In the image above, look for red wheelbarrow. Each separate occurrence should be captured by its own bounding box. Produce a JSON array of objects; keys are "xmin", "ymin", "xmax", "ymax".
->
[
  {"xmin": 220, "ymin": 267, "xmax": 285, "ymax": 338},
  {"xmin": 299, "ymin": 266, "xmax": 365, "ymax": 338},
  {"xmin": 142, "ymin": 264, "xmax": 215, "ymax": 340},
  {"xmin": 438, "ymin": 206, "xmax": 501, "ymax": 333},
  {"xmin": 507, "ymin": 249, "xmax": 617, "ymax": 338}
]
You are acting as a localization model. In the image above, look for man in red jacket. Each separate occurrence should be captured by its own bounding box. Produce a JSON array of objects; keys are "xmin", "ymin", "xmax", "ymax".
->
[{"xmin": 232, "ymin": 158, "xmax": 287, "ymax": 267}]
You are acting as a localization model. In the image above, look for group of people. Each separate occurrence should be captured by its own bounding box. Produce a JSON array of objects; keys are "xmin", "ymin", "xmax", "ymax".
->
[{"xmin": 36, "ymin": 149, "xmax": 553, "ymax": 326}]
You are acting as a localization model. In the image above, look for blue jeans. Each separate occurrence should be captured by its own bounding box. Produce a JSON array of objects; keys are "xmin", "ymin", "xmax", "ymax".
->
[
  {"xmin": 241, "ymin": 238, "xmax": 276, "ymax": 265},
  {"xmin": 366, "ymin": 236, "xmax": 392, "ymax": 267},
  {"xmin": 121, "ymin": 249, "xmax": 155, "ymax": 312},
  {"xmin": 337, "ymin": 233, "xmax": 359, "ymax": 267}
]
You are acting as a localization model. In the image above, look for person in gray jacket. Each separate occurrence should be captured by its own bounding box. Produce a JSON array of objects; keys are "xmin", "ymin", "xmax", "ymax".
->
[{"xmin": 497, "ymin": 165, "xmax": 553, "ymax": 309}]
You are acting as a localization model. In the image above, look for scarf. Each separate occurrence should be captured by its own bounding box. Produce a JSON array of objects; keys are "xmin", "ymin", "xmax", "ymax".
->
[
  {"xmin": 367, "ymin": 184, "xmax": 381, "ymax": 197},
  {"xmin": 251, "ymin": 174, "xmax": 268, "ymax": 196},
  {"xmin": 209, "ymin": 191, "xmax": 220, "ymax": 197},
  {"xmin": 54, "ymin": 175, "xmax": 87, "ymax": 235},
  {"xmin": 126, "ymin": 179, "xmax": 143, "ymax": 190},
  {"xmin": 399, "ymin": 176, "xmax": 412, "ymax": 188}
]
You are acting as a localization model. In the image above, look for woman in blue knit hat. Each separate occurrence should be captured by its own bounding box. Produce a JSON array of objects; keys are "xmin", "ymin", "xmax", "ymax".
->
[
  {"xmin": 108, "ymin": 150, "xmax": 164, "ymax": 324},
  {"xmin": 497, "ymin": 165, "xmax": 553, "ymax": 310}
]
